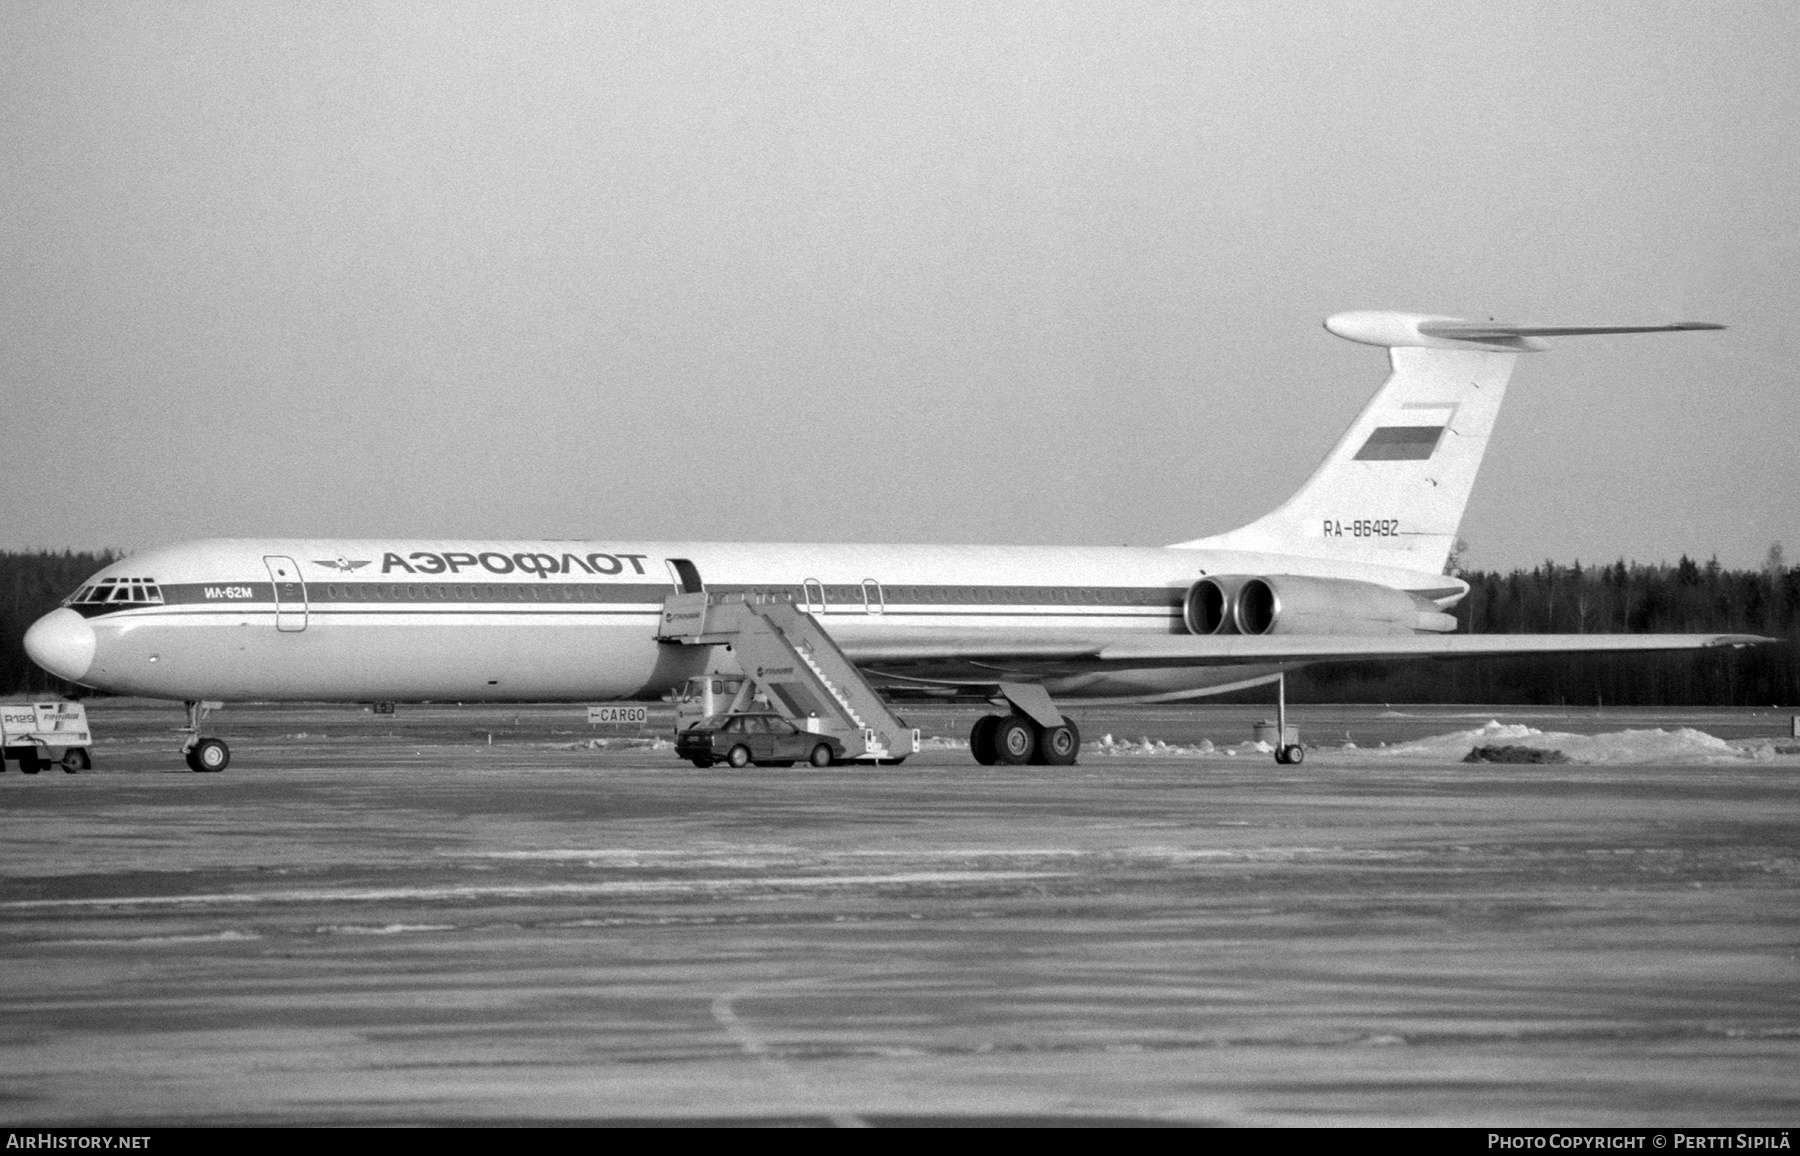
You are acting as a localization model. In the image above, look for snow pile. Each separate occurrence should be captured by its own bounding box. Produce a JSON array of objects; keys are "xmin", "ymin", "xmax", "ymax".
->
[
  {"xmin": 1541, "ymin": 727, "xmax": 1746, "ymax": 765},
  {"xmin": 1348, "ymin": 719, "xmax": 1760, "ymax": 765},
  {"xmin": 567, "ymin": 736, "xmax": 675, "ymax": 751},
  {"xmin": 1562, "ymin": 723, "xmax": 1771, "ymax": 759},
  {"xmin": 1734, "ymin": 738, "xmax": 1788, "ymax": 761},
  {"xmin": 1087, "ymin": 733, "xmax": 1271, "ymax": 758},
  {"xmin": 1366, "ymin": 720, "xmax": 1540, "ymax": 761},
  {"xmin": 1090, "ymin": 733, "xmax": 1210, "ymax": 757}
]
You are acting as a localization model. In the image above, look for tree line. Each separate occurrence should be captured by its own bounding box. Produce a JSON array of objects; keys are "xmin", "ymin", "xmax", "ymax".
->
[
  {"xmin": 0, "ymin": 551, "xmax": 120, "ymax": 697},
  {"xmin": 1, "ymin": 549, "xmax": 1794, "ymax": 704},
  {"xmin": 1290, "ymin": 552, "xmax": 1799, "ymax": 705}
]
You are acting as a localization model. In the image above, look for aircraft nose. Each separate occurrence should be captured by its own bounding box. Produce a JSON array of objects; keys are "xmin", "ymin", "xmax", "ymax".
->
[{"xmin": 24, "ymin": 608, "xmax": 97, "ymax": 683}]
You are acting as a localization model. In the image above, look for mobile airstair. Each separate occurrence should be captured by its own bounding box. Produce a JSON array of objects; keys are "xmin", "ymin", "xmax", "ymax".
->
[{"xmin": 656, "ymin": 590, "xmax": 919, "ymax": 762}]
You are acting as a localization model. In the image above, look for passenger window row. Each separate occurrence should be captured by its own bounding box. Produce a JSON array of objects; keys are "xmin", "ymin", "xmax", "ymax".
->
[{"xmin": 803, "ymin": 586, "xmax": 1160, "ymax": 606}]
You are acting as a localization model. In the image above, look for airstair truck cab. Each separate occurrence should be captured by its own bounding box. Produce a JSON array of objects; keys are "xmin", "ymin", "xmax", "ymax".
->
[
  {"xmin": 1, "ymin": 702, "xmax": 93, "ymax": 774},
  {"xmin": 671, "ymin": 676, "xmax": 755, "ymax": 735}
]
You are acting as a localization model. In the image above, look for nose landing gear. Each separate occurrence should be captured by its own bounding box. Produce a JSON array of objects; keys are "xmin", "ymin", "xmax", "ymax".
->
[
  {"xmin": 185, "ymin": 736, "xmax": 231, "ymax": 773},
  {"xmin": 179, "ymin": 702, "xmax": 231, "ymax": 773}
]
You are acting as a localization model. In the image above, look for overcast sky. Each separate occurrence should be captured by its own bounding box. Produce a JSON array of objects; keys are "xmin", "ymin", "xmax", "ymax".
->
[{"xmin": 3, "ymin": 1, "xmax": 1794, "ymax": 571}]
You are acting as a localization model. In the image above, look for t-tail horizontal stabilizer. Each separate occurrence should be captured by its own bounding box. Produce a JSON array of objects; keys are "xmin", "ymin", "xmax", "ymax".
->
[
  {"xmin": 1325, "ymin": 311, "xmax": 1725, "ymax": 354},
  {"xmin": 1174, "ymin": 310, "xmax": 1725, "ymax": 572}
]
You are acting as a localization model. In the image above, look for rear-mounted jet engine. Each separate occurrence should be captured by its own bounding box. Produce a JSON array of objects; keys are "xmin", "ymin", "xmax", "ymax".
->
[{"xmin": 1185, "ymin": 575, "xmax": 1456, "ymax": 636}]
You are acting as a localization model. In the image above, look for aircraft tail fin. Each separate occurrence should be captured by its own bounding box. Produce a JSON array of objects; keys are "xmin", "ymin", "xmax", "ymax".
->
[{"xmin": 1172, "ymin": 311, "xmax": 1724, "ymax": 573}]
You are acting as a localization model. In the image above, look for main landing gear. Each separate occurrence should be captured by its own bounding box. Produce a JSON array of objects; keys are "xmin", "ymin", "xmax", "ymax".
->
[
  {"xmin": 969, "ymin": 712, "xmax": 1081, "ymax": 766},
  {"xmin": 180, "ymin": 701, "xmax": 231, "ymax": 773},
  {"xmin": 968, "ymin": 682, "xmax": 1081, "ymax": 766}
]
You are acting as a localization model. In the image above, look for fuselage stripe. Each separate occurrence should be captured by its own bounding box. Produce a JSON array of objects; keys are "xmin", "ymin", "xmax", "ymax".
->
[{"xmin": 76, "ymin": 581, "xmax": 1195, "ymax": 617}]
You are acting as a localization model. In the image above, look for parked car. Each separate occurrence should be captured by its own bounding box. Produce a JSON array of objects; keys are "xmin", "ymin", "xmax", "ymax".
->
[{"xmin": 676, "ymin": 712, "xmax": 843, "ymax": 768}]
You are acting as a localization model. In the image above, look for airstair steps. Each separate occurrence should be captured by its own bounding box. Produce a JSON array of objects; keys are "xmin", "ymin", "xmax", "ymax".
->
[
  {"xmin": 792, "ymin": 643, "xmax": 868, "ymax": 727},
  {"xmin": 655, "ymin": 590, "xmax": 917, "ymax": 761}
]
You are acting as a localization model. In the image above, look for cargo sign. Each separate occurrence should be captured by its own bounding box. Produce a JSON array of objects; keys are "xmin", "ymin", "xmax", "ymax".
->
[{"xmin": 588, "ymin": 706, "xmax": 649, "ymax": 725}]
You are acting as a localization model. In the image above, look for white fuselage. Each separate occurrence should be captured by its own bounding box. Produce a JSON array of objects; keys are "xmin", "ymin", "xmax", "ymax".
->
[{"xmin": 43, "ymin": 538, "xmax": 1462, "ymax": 704}]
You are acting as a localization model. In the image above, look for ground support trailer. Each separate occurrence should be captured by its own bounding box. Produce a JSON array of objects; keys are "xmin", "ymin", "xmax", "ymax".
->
[{"xmin": 1, "ymin": 702, "xmax": 93, "ymax": 774}]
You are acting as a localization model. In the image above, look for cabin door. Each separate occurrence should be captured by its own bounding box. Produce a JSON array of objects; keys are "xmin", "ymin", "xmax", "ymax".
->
[
  {"xmin": 666, "ymin": 558, "xmax": 704, "ymax": 594},
  {"xmin": 263, "ymin": 556, "xmax": 308, "ymax": 632}
]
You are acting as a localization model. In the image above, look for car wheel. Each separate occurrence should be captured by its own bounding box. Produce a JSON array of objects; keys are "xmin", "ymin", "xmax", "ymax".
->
[
  {"xmin": 726, "ymin": 744, "xmax": 752, "ymax": 769},
  {"xmin": 809, "ymin": 743, "xmax": 834, "ymax": 768},
  {"xmin": 689, "ymin": 758, "xmax": 713, "ymax": 768},
  {"xmin": 991, "ymin": 716, "xmax": 1036, "ymax": 765},
  {"xmin": 61, "ymin": 747, "xmax": 90, "ymax": 773}
]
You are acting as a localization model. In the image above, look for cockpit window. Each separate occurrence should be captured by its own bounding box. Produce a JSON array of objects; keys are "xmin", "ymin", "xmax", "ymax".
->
[{"xmin": 67, "ymin": 578, "xmax": 164, "ymax": 609}]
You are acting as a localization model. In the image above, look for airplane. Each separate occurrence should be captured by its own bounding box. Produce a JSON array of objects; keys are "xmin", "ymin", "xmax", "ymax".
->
[{"xmin": 23, "ymin": 310, "xmax": 1766, "ymax": 772}]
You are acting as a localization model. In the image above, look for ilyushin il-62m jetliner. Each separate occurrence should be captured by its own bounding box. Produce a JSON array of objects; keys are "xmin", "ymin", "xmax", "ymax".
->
[{"xmin": 25, "ymin": 311, "xmax": 1765, "ymax": 772}]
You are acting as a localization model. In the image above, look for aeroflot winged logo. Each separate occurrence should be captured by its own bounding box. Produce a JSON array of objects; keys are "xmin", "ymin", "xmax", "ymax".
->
[{"xmin": 313, "ymin": 558, "xmax": 373, "ymax": 573}]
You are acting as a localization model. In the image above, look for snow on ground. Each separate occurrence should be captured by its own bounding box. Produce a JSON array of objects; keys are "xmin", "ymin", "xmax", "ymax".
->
[
  {"xmin": 1089, "ymin": 734, "xmax": 1272, "ymax": 759},
  {"xmin": 1086, "ymin": 721, "xmax": 1798, "ymax": 765},
  {"xmin": 566, "ymin": 737, "xmax": 675, "ymax": 751},
  {"xmin": 551, "ymin": 724, "xmax": 1794, "ymax": 765}
]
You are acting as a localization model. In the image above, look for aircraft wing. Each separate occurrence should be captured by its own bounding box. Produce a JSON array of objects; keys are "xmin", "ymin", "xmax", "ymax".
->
[
  {"xmin": 841, "ymin": 632, "xmax": 1776, "ymax": 669},
  {"xmin": 1084, "ymin": 632, "xmax": 1774, "ymax": 669}
]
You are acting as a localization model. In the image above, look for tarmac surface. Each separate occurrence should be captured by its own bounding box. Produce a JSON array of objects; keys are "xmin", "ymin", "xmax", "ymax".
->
[{"xmin": 3, "ymin": 701, "xmax": 1798, "ymax": 1126}]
